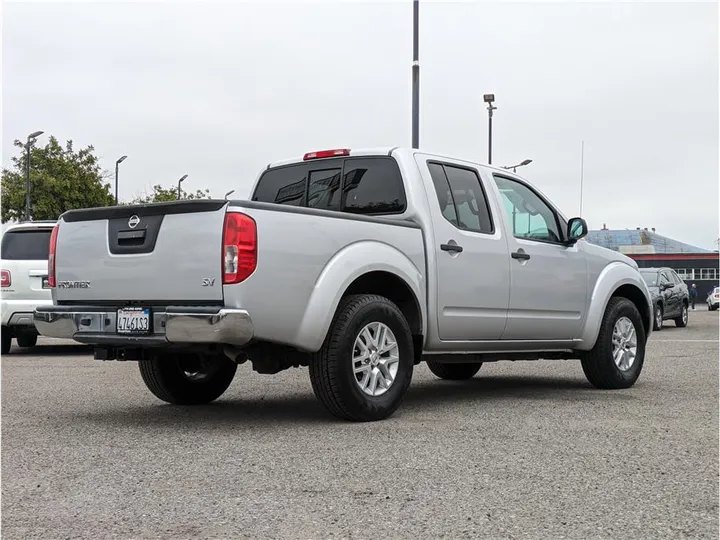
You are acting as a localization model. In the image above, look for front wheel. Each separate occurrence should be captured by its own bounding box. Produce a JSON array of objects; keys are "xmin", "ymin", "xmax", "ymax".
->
[
  {"xmin": 138, "ymin": 352, "xmax": 237, "ymax": 405},
  {"xmin": 652, "ymin": 304, "xmax": 663, "ymax": 331},
  {"xmin": 674, "ymin": 303, "xmax": 689, "ymax": 327},
  {"xmin": 581, "ymin": 297, "xmax": 646, "ymax": 389},
  {"xmin": 427, "ymin": 361, "xmax": 482, "ymax": 380},
  {"xmin": 309, "ymin": 294, "xmax": 414, "ymax": 422}
]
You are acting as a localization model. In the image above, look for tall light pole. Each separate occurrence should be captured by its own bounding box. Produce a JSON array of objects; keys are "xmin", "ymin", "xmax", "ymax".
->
[
  {"xmin": 503, "ymin": 159, "xmax": 533, "ymax": 173},
  {"xmin": 483, "ymin": 94, "xmax": 496, "ymax": 164},
  {"xmin": 224, "ymin": 190, "xmax": 235, "ymax": 200},
  {"xmin": 24, "ymin": 130, "xmax": 44, "ymax": 221},
  {"xmin": 177, "ymin": 174, "xmax": 188, "ymax": 200},
  {"xmin": 115, "ymin": 155, "xmax": 127, "ymax": 205},
  {"xmin": 411, "ymin": 0, "xmax": 420, "ymax": 149}
]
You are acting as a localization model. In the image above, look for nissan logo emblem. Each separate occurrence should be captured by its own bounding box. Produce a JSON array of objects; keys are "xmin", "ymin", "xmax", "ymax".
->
[{"xmin": 128, "ymin": 215, "xmax": 141, "ymax": 229}]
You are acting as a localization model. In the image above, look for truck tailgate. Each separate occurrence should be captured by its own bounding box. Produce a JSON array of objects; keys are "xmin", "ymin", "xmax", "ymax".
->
[{"xmin": 54, "ymin": 200, "xmax": 228, "ymax": 304}]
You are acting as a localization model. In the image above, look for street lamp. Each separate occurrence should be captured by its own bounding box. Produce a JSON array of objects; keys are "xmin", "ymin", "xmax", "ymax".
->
[
  {"xmin": 483, "ymin": 94, "xmax": 496, "ymax": 165},
  {"xmin": 177, "ymin": 174, "xmax": 188, "ymax": 200},
  {"xmin": 503, "ymin": 159, "xmax": 533, "ymax": 173},
  {"xmin": 24, "ymin": 130, "xmax": 44, "ymax": 221},
  {"xmin": 224, "ymin": 190, "xmax": 235, "ymax": 200},
  {"xmin": 115, "ymin": 155, "xmax": 127, "ymax": 205}
]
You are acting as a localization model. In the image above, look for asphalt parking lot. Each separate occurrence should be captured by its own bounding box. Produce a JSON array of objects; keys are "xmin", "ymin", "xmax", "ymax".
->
[{"xmin": 2, "ymin": 310, "xmax": 718, "ymax": 539}]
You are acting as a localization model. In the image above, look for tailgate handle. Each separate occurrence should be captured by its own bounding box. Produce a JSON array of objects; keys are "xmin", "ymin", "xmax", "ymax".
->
[{"xmin": 117, "ymin": 230, "xmax": 147, "ymax": 244}]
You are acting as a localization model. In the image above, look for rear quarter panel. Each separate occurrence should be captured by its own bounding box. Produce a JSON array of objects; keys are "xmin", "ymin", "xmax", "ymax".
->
[{"xmin": 224, "ymin": 202, "xmax": 426, "ymax": 352}]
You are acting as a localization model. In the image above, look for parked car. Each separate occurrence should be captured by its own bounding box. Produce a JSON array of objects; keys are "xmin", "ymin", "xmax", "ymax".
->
[
  {"xmin": 639, "ymin": 267, "xmax": 690, "ymax": 330},
  {"xmin": 1, "ymin": 221, "xmax": 56, "ymax": 354},
  {"xmin": 34, "ymin": 147, "xmax": 653, "ymax": 422},
  {"xmin": 707, "ymin": 286, "xmax": 720, "ymax": 311}
]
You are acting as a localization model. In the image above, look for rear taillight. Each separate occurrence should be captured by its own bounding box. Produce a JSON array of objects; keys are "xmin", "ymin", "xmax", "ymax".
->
[
  {"xmin": 1, "ymin": 270, "xmax": 11, "ymax": 288},
  {"xmin": 222, "ymin": 212, "xmax": 257, "ymax": 284},
  {"xmin": 48, "ymin": 225, "xmax": 59, "ymax": 288}
]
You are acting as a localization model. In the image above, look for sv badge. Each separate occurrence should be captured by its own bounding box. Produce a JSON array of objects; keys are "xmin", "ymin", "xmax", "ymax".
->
[{"xmin": 201, "ymin": 278, "xmax": 215, "ymax": 287}]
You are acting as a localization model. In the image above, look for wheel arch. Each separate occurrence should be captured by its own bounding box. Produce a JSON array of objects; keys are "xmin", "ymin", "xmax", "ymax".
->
[
  {"xmin": 577, "ymin": 263, "xmax": 652, "ymax": 350},
  {"xmin": 293, "ymin": 241, "xmax": 426, "ymax": 352}
]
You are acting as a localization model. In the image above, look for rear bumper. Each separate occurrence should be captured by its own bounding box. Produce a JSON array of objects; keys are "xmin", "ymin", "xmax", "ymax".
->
[
  {"xmin": 33, "ymin": 305, "xmax": 253, "ymax": 347},
  {"xmin": 2, "ymin": 299, "xmax": 53, "ymax": 328}
]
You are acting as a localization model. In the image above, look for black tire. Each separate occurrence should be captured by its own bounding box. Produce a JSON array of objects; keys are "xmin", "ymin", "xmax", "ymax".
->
[
  {"xmin": 674, "ymin": 302, "xmax": 689, "ymax": 327},
  {"xmin": 581, "ymin": 297, "xmax": 646, "ymax": 390},
  {"xmin": 16, "ymin": 333, "xmax": 37, "ymax": 348},
  {"xmin": 309, "ymin": 294, "xmax": 414, "ymax": 422},
  {"xmin": 652, "ymin": 304, "xmax": 663, "ymax": 331},
  {"xmin": 138, "ymin": 352, "xmax": 237, "ymax": 405},
  {"xmin": 1, "ymin": 327, "xmax": 11, "ymax": 355},
  {"xmin": 426, "ymin": 361, "xmax": 482, "ymax": 380}
]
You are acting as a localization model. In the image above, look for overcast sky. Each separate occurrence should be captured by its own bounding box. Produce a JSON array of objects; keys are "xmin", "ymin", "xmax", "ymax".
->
[{"xmin": 3, "ymin": 1, "xmax": 718, "ymax": 249}]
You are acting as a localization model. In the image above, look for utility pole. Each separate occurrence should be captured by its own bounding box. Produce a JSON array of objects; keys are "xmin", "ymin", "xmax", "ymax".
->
[
  {"xmin": 411, "ymin": 0, "xmax": 420, "ymax": 149},
  {"xmin": 483, "ymin": 94, "xmax": 496, "ymax": 164},
  {"xmin": 24, "ymin": 130, "xmax": 44, "ymax": 221}
]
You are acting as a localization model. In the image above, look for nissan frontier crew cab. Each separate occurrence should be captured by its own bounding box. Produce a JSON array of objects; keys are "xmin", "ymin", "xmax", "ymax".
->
[{"xmin": 34, "ymin": 147, "xmax": 653, "ymax": 422}]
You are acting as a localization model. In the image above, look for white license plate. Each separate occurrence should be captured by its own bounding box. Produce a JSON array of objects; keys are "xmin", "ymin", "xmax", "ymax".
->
[{"xmin": 116, "ymin": 308, "xmax": 151, "ymax": 335}]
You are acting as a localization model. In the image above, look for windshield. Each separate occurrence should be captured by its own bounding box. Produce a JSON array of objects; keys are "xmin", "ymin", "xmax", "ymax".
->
[
  {"xmin": 1, "ymin": 229, "xmax": 53, "ymax": 261},
  {"xmin": 640, "ymin": 271, "xmax": 660, "ymax": 287}
]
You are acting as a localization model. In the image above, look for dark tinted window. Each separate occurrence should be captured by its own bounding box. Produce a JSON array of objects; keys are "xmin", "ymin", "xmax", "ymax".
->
[
  {"xmin": 252, "ymin": 163, "xmax": 311, "ymax": 206},
  {"xmin": 308, "ymin": 168, "xmax": 342, "ymax": 210},
  {"xmin": 428, "ymin": 162, "xmax": 494, "ymax": 234},
  {"xmin": 341, "ymin": 158, "xmax": 406, "ymax": 215},
  {"xmin": 428, "ymin": 163, "xmax": 459, "ymax": 226},
  {"xmin": 1, "ymin": 229, "xmax": 52, "ymax": 260}
]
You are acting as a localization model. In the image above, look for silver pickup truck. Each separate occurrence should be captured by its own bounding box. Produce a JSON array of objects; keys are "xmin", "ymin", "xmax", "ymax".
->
[{"xmin": 35, "ymin": 147, "xmax": 653, "ymax": 422}]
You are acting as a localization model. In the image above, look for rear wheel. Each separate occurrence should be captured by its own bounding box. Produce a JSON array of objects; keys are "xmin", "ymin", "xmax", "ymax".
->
[
  {"xmin": 16, "ymin": 333, "xmax": 38, "ymax": 348},
  {"xmin": 1, "ymin": 327, "xmax": 11, "ymax": 355},
  {"xmin": 581, "ymin": 297, "xmax": 646, "ymax": 389},
  {"xmin": 426, "ymin": 361, "xmax": 482, "ymax": 380},
  {"xmin": 309, "ymin": 294, "xmax": 414, "ymax": 422},
  {"xmin": 674, "ymin": 303, "xmax": 689, "ymax": 327},
  {"xmin": 139, "ymin": 352, "xmax": 237, "ymax": 405},
  {"xmin": 652, "ymin": 304, "xmax": 663, "ymax": 331}
]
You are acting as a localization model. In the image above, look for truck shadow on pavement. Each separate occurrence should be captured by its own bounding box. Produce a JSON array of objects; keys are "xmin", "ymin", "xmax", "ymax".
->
[
  {"xmin": 7, "ymin": 344, "xmax": 93, "ymax": 357},
  {"xmin": 72, "ymin": 374, "xmax": 635, "ymax": 428}
]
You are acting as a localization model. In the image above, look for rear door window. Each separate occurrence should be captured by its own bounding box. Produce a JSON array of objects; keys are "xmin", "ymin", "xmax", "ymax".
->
[
  {"xmin": 252, "ymin": 156, "xmax": 406, "ymax": 215},
  {"xmin": 428, "ymin": 162, "xmax": 494, "ymax": 233},
  {"xmin": 1, "ymin": 229, "xmax": 52, "ymax": 260}
]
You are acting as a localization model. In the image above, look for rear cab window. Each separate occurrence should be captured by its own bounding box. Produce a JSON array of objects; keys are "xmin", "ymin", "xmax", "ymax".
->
[
  {"xmin": 1, "ymin": 229, "xmax": 53, "ymax": 261},
  {"xmin": 252, "ymin": 156, "xmax": 407, "ymax": 216}
]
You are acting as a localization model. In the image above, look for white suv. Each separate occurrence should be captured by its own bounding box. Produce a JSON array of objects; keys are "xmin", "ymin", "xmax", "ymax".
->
[
  {"xmin": 1, "ymin": 221, "xmax": 56, "ymax": 354},
  {"xmin": 708, "ymin": 286, "xmax": 720, "ymax": 311}
]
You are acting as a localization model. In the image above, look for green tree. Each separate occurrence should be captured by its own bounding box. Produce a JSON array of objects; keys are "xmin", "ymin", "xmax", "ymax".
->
[
  {"xmin": 1, "ymin": 136, "xmax": 114, "ymax": 223},
  {"xmin": 131, "ymin": 184, "xmax": 211, "ymax": 204}
]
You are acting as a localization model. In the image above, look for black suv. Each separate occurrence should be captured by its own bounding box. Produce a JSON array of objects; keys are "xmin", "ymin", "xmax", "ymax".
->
[{"xmin": 639, "ymin": 267, "xmax": 690, "ymax": 330}]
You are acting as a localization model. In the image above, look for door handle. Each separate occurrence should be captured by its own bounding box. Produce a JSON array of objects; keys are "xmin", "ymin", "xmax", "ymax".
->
[
  {"xmin": 511, "ymin": 250, "xmax": 531, "ymax": 261},
  {"xmin": 440, "ymin": 243, "xmax": 463, "ymax": 253}
]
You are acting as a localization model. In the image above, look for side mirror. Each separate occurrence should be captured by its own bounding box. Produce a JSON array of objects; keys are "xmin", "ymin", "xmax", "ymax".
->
[
  {"xmin": 660, "ymin": 282, "xmax": 673, "ymax": 291},
  {"xmin": 566, "ymin": 217, "xmax": 588, "ymax": 244}
]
